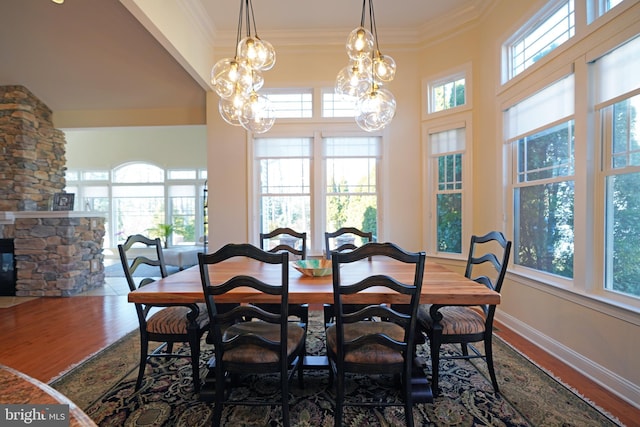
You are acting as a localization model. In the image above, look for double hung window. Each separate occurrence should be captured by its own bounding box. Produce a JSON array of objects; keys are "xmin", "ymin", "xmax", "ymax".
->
[
  {"xmin": 593, "ymin": 36, "xmax": 640, "ymax": 298},
  {"xmin": 253, "ymin": 133, "xmax": 380, "ymax": 254},
  {"xmin": 505, "ymin": 75, "xmax": 575, "ymax": 279}
]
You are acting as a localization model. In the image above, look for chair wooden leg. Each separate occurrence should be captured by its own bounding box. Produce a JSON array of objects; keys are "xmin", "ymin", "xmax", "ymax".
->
[
  {"xmin": 213, "ymin": 364, "xmax": 225, "ymax": 426},
  {"xmin": 484, "ymin": 336, "xmax": 499, "ymax": 393},
  {"xmin": 334, "ymin": 370, "xmax": 344, "ymax": 427},
  {"xmin": 136, "ymin": 332, "xmax": 148, "ymax": 391},
  {"xmin": 188, "ymin": 330, "xmax": 201, "ymax": 393},
  {"xmin": 281, "ymin": 365, "xmax": 291, "ymax": 427},
  {"xmin": 429, "ymin": 331, "xmax": 442, "ymax": 396}
]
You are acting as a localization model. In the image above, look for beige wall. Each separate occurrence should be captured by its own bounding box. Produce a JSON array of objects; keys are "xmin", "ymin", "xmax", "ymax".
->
[{"xmin": 65, "ymin": 125, "xmax": 206, "ymax": 170}]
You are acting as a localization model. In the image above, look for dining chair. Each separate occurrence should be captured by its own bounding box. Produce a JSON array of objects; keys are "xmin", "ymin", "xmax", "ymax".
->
[
  {"xmin": 198, "ymin": 243, "xmax": 306, "ymax": 427},
  {"xmin": 118, "ymin": 234, "xmax": 209, "ymax": 393},
  {"xmin": 324, "ymin": 227, "xmax": 373, "ymax": 260},
  {"xmin": 417, "ymin": 231, "xmax": 511, "ymax": 395},
  {"xmin": 326, "ymin": 242, "xmax": 426, "ymax": 427},
  {"xmin": 323, "ymin": 227, "xmax": 375, "ymax": 327},
  {"xmin": 258, "ymin": 227, "xmax": 309, "ymax": 331},
  {"xmin": 260, "ymin": 227, "xmax": 307, "ymax": 260}
]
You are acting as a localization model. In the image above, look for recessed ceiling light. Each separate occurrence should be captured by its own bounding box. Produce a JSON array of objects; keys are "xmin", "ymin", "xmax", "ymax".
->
[{"xmin": 52, "ymin": 0, "xmax": 64, "ymax": 4}]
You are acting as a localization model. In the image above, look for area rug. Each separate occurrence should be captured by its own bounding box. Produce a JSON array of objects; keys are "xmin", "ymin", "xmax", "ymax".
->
[{"xmin": 51, "ymin": 313, "xmax": 622, "ymax": 426}]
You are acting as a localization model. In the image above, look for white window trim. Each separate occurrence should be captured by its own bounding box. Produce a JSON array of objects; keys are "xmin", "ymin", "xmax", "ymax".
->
[
  {"xmin": 422, "ymin": 62, "xmax": 472, "ymax": 121},
  {"xmin": 247, "ymin": 122, "xmax": 386, "ymax": 257},
  {"xmin": 421, "ymin": 112, "xmax": 473, "ymax": 259},
  {"xmin": 501, "ymin": 0, "xmax": 576, "ymax": 85}
]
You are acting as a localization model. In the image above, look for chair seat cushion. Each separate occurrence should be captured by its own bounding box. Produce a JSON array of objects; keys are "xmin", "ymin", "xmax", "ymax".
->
[
  {"xmin": 326, "ymin": 320, "xmax": 405, "ymax": 364},
  {"xmin": 222, "ymin": 321, "xmax": 305, "ymax": 364},
  {"xmin": 417, "ymin": 304, "xmax": 486, "ymax": 335},
  {"xmin": 147, "ymin": 303, "xmax": 209, "ymax": 334}
]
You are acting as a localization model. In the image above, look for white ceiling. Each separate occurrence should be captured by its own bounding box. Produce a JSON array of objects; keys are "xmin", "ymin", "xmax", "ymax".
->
[{"xmin": 0, "ymin": 0, "xmax": 483, "ymax": 115}]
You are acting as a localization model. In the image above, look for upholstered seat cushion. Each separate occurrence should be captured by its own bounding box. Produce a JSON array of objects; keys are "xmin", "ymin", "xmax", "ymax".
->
[
  {"xmin": 147, "ymin": 303, "xmax": 209, "ymax": 334},
  {"xmin": 221, "ymin": 321, "xmax": 306, "ymax": 364},
  {"xmin": 326, "ymin": 320, "xmax": 406, "ymax": 364},
  {"xmin": 417, "ymin": 304, "xmax": 486, "ymax": 335}
]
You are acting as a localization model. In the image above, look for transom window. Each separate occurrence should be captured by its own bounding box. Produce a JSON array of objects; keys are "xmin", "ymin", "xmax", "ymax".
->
[
  {"xmin": 429, "ymin": 75, "xmax": 466, "ymax": 114},
  {"xmin": 504, "ymin": 0, "xmax": 575, "ymax": 81},
  {"xmin": 264, "ymin": 89, "xmax": 313, "ymax": 118},
  {"xmin": 322, "ymin": 90, "xmax": 356, "ymax": 118}
]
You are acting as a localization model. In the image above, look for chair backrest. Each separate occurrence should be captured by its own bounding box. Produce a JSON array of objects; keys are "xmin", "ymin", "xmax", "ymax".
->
[
  {"xmin": 324, "ymin": 227, "xmax": 373, "ymax": 259},
  {"xmin": 260, "ymin": 227, "xmax": 307, "ymax": 260},
  {"xmin": 117, "ymin": 234, "xmax": 168, "ymax": 292},
  {"xmin": 464, "ymin": 231, "xmax": 511, "ymax": 316},
  {"xmin": 198, "ymin": 243, "xmax": 290, "ymax": 360},
  {"xmin": 331, "ymin": 242, "xmax": 426, "ymax": 370}
]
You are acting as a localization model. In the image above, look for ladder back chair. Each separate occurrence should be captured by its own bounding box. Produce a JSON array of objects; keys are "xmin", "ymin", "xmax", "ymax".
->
[
  {"xmin": 198, "ymin": 243, "xmax": 306, "ymax": 427},
  {"xmin": 260, "ymin": 227, "xmax": 307, "ymax": 260},
  {"xmin": 118, "ymin": 234, "xmax": 209, "ymax": 392},
  {"xmin": 324, "ymin": 227, "xmax": 374, "ymax": 327},
  {"xmin": 258, "ymin": 227, "xmax": 309, "ymax": 329},
  {"xmin": 326, "ymin": 242, "xmax": 426, "ymax": 427},
  {"xmin": 417, "ymin": 231, "xmax": 511, "ymax": 395}
]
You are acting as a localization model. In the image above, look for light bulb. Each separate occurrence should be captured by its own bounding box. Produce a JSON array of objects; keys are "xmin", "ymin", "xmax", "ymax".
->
[
  {"xmin": 346, "ymin": 27, "xmax": 374, "ymax": 61},
  {"xmin": 240, "ymin": 91, "xmax": 275, "ymax": 134},
  {"xmin": 355, "ymin": 86, "xmax": 396, "ymax": 132},
  {"xmin": 373, "ymin": 53, "xmax": 396, "ymax": 83},
  {"xmin": 211, "ymin": 58, "xmax": 251, "ymax": 99},
  {"xmin": 237, "ymin": 37, "xmax": 268, "ymax": 71}
]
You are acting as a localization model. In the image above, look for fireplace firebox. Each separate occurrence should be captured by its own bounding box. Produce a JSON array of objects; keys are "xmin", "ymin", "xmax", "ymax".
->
[{"xmin": 0, "ymin": 239, "xmax": 16, "ymax": 296}]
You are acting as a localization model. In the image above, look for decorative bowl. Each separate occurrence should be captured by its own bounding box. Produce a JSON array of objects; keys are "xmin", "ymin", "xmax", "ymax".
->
[{"xmin": 292, "ymin": 259, "xmax": 333, "ymax": 277}]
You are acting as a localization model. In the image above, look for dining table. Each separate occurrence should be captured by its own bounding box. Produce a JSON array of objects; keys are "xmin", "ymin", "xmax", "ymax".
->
[{"xmin": 128, "ymin": 257, "xmax": 501, "ymax": 403}]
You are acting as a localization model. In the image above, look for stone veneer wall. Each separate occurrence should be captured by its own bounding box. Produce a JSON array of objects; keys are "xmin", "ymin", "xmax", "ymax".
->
[
  {"xmin": 0, "ymin": 85, "xmax": 66, "ymax": 211},
  {"xmin": 0, "ymin": 85, "xmax": 105, "ymax": 296},
  {"xmin": 0, "ymin": 216, "xmax": 106, "ymax": 296}
]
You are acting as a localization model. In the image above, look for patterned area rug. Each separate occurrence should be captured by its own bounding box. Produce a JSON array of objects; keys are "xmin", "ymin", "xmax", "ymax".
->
[{"xmin": 51, "ymin": 312, "xmax": 621, "ymax": 426}]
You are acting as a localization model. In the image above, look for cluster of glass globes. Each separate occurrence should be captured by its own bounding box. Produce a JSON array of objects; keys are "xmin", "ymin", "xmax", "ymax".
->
[
  {"xmin": 211, "ymin": 35, "xmax": 276, "ymax": 134},
  {"xmin": 335, "ymin": 26, "xmax": 397, "ymax": 131}
]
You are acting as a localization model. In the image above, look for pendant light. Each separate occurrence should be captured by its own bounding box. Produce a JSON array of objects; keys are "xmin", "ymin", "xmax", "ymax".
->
[
  {"xmin": 336, "ymin": 0, "xmax": 396, "ymax": 132},
  {"xmin": 211, "ymin": 0, "xmax": 275, "ymax": 134}
]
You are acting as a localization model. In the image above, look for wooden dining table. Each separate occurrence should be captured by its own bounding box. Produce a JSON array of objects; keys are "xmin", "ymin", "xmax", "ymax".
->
[{"xmin": 128, "ymin": 257, "xmax": 500, "ymax": 403}]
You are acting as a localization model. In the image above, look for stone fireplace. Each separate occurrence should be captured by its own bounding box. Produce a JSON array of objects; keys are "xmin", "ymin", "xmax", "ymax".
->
[{"xmin": 0, "ymin": 85, "xmax": 105, "ymax": 296}]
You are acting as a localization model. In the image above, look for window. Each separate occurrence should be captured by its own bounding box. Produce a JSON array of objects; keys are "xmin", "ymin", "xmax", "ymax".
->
[
  {"xmin": 587, "ymin": 0, "xmax": 624, "ymax": 23},
  {"xmin": 428, "ymin": 126, "xmax": 467, "ymax": 255},
  {"xmin": 66, "ymin": 163, "xmax": 206, "ymax": 249},
  {"xmin": 264, "ymin": 89, "xmax": 313, "ymax": 118},
  {"xmin": 424, "ymin": 65, "xmax": 471, "ymax": 117},
  {"xmin": 429, "ymin": 75, "xmax": 466, "ymax": 114},
  {"xmin": 253, "ymin": 134, "xmax": 380, "ymax": 254},
  {"xmin": 322, "ymin": 90, "xmax": 356, "ymax": 118},
  {"xmin": 504, "ymin": 0, "xmax": 575, "ymax": 81},
  {"xmin": 255, "ymin": 137, "xmax": 311, "ymax": 239},
  {"xmin": 505, "ymin": 75, "xmax": 575, "ymax": 279},
  {"xmin": 325, "ymin": 136, "xmax": 379, "ymax": 239},
  {"xmin": 593, "ymin": 36, "xmax": 640, "ymax": 299}
]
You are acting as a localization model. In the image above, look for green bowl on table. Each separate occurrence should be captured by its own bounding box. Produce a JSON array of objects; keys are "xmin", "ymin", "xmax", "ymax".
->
[{"xmin": 292, "ymin": 259, "xmax": 333, "ymax": 277}]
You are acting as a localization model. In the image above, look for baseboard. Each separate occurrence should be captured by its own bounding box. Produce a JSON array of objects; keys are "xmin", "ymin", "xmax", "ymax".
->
[{"xmin": 496, "ymin": 311, "xmax": 640, "ymax": 411}]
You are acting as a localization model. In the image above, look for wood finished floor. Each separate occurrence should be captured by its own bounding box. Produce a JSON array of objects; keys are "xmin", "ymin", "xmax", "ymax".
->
[{"xmin": 0, "ymin": 283, "xmax": 637, "ymax": 426}]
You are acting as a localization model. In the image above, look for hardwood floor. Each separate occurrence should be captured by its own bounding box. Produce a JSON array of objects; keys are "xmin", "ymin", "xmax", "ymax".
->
[{"xmin": 1, "ymin": 288, "xmax": 637, "ymax": 426}]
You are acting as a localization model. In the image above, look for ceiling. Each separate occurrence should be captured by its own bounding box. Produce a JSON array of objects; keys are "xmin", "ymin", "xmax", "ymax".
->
[{"xmin": 0, "ymin": 0, "xmax": 483, "ymax": 117}]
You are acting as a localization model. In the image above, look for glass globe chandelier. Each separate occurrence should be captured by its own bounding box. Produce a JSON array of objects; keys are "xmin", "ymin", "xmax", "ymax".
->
[
  {"xmin": 211, "ymin": 0, "xmax": 275, "ymax": 134},
  {"xmin": 335, "ymin": 0, "xmax": 396, "ymax": 132}
]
